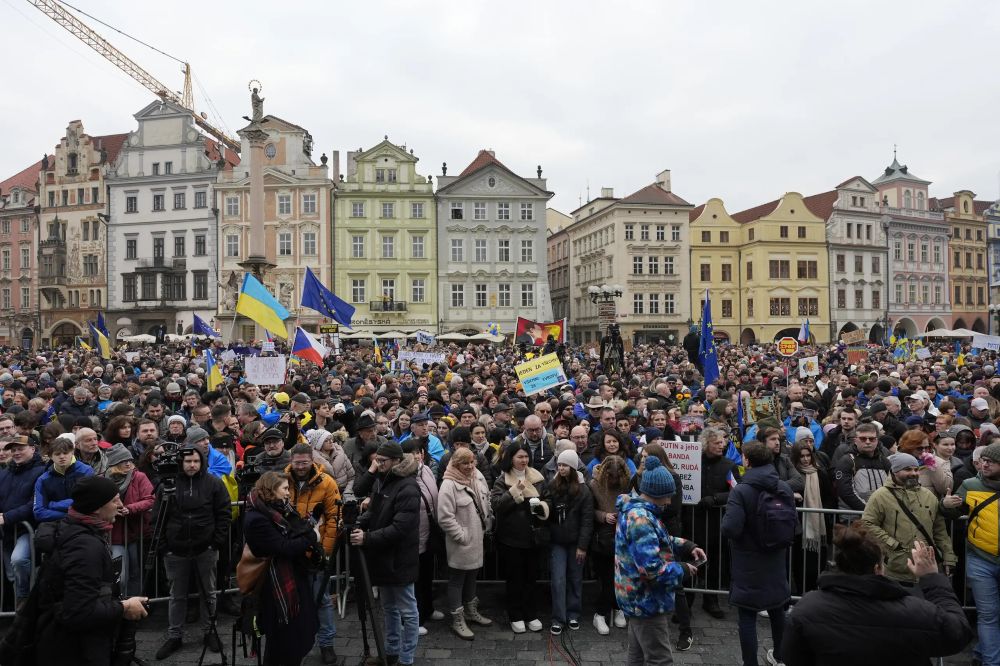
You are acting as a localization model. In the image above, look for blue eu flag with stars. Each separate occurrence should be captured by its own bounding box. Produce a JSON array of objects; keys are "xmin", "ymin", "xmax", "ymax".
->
[{"xmin": 699, "ymin": 290, "xmax": 720, "ymax": 386}]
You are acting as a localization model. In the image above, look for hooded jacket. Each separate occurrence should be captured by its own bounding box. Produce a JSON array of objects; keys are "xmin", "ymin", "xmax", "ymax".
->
[
  {"xmin": 782, "ymin": 572, "xmax": 972, "ymax": 666},
  {"xmin": 0, "ymin": 452, "xmax": 45, "ymax": 541},
  {"xmin": 33, "ymin": 459, "xmax": 94, "ymax": 522},
  {"xmin": 358, "ymin": 453, "xmax": 420, "ymax": 586},
  {"xmin": 613, "ymin": 494, "xmax": 693, "ymax": 618},
  {"xmin": 835, "ymin": 443, "xmax": 891, "ymax": 510},
  {"xmin": 285, "ymin": 462, "xmax": 341, "ymax": 556},
  {"xmin": 157, "ymin": 447, "xmax": 231, "ymax": 556}
]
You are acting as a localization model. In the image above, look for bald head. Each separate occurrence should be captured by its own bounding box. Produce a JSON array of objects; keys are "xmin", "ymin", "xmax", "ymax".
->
[
  {"xmin": 522, "ymin": 415, "xmax": 544, "ymax": 441},
  {"xmin": 76, "ymin": 427, "xmax": 99, "ymax": 454}
]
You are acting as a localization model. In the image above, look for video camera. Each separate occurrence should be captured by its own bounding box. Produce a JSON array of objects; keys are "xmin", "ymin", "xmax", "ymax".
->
[{"xmin": 151, "ymin": 443, "xmax": 181, "ymax": 492}]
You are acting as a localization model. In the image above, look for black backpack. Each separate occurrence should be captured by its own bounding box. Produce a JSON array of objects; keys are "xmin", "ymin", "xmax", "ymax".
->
[{"xmin": 751, "ymin": 484, "xmax": 797, "ymax": 551}]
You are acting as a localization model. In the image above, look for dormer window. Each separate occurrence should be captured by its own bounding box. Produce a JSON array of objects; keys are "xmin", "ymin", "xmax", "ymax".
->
[{"xmin": 11, "ymin": 190, "xmax": 19, "ymax": 204}]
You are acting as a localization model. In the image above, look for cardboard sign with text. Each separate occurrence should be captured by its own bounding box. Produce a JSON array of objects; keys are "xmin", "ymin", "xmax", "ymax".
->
[
  {"xmin": 840, "ymin": 329, "xmax": 867, "ymax": 345},
  {"xmin": 244, "ymin": 355, "xmax": 287, "ymax": 386},
  {"xmin": 660, "ymin": 439, "xmax": 702, "ymax": 504},
  {"xmin": 514, "ymin": 352, "xmax": 567, "ymax": 395}
]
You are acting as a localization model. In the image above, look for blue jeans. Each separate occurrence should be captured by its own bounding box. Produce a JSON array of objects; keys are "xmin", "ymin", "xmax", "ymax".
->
[
  {"xmin": 967, "ymin": 550, "xmax": 1000, "ymax": 666},
  {"xmin": 380, "ymin": 584, "xmax": 419, "ymax": 665},
  {"xmin": 312, "ymin": 573, "xmax": 336, "ymax": 647},
  {"xmin": 550, "ymin": 543, "xmax": 583, "ymax": 625},
  {"xmin": 2, "ymin": 534, "xmax": 32, "ymax": 599}
]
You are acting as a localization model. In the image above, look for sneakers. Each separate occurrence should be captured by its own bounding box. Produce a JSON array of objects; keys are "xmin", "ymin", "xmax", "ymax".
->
[
  {"xmin": 430, "ymin": 609, "xmax": 446, "ymax": 621},
  {"xmin": 203, "ymin": 634, "xmax": 222, "ymax": 653},
  {"xmin": 676, "ymin": 631, "xmax": 693, "ymax": 651},
  {"xmin": 155, "ymin": 637, "xmax": 182, "ymax": 661},
  {"xmin": 550, "ymin": 624, "xmax": 563, "ymax": 635},
  {"xmin": 592, "ymin": 613, "xmax": 610, "ymax": 635},
  {"xmin": 567, "ymin": 619, "xmax": 580, "ymax": 630},
  {"xmin": 613, "ymin": 610, "xmax": 627, "ymax": 628},
  {"xmin": 418, "ymin": 625, "xmax": 428, "ymax": 636},
  {"xmin": 511, "ymin": 620, "xmax": 526, "ymax": 634},
  {"xmin": 527, "ymin": 619, "xmax": 543, "ymax": 632},
  {"xmin": 765, "ymin": 649, "xmax": 785, "ymax": 666}
]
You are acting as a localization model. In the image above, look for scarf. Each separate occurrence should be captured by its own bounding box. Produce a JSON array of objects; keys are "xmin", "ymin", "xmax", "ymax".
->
[
  {"xmin": 68, "ymin": 507, "xmax": 114, "ymax": 534},
  {"xmin": 246, "ymin": 491, "xmax": 301, "ymax": 623},
  {"xmin": 443, "ymin": 464, "xmax": 487, "ymax": 528},
  {"xmin": 107, "ymin": 468, "xmax": 135, "ymax": 496},
  {"xmin": 799, "ymin": 465, "xmax": 826, "ymax": 552}
]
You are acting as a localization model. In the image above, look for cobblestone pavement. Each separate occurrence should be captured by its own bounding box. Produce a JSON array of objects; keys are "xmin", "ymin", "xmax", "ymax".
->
[{"xmin": 133, "ymin": 585, "xmax": 975, "ymax": 665}]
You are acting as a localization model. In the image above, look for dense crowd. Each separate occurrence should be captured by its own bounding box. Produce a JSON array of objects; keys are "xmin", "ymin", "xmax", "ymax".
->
[{"xmin": 0, "ymin": 333, "xmax": 994, "ymax": 665}]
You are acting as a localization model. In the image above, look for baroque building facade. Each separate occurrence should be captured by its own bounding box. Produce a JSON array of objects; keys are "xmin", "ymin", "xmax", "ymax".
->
[
  {"xmin": 37, "ymin": 121, "xmax": 126, "ymax": 346},
  {"xmin": 0, "ymin": 159, "xmax": 43, "ymax": 347},
  {"xmin": 933, "ymin": 191, "xmax": 991, "ymax": 333},
  {"xmin": 435, "ymin": 150, "xmax": 552, "ymax": 334},
  {"xmin": 333, "ymin": 139, "xmax": 436, "ymax": 334},
  {"xmin": 216, "ymin": 114, "xmax": 330, "ymax": 340},
  {"xmin": 689, "ymin": 198, "xmax": 743, "ymax": 343}
]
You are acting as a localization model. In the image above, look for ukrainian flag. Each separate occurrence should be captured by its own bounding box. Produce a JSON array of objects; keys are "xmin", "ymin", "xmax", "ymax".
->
[
  {"xmin": 236, "ymin": 273, "xmax": 290, "ymax": 338},
  {"xmin": 88, "ymin": 322, "xmax": 112, "ymax": 359},
  {"xmin": 76, "ymin": 336, "xmax": 92, "ymax": 351},
  {"xmin": 205, "ymin": 349, "xmax": 224, "ymax": 391}
]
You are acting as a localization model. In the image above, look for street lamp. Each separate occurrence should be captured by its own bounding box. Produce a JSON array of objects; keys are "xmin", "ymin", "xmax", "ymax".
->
[{"xmin": 587, "ymin": 284, "xmax": 623, "ymax": 304}]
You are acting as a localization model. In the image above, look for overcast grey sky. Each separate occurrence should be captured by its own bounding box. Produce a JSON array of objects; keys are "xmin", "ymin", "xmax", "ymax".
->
[{"xmin": 2, "ymin": 0, "xmax": 999, "ymax": 215}]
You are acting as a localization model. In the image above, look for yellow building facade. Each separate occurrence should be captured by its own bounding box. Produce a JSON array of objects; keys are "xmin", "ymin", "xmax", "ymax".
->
[{"xmin": 689, "ymin": 198, "xmax": 743, "ymax": 342}]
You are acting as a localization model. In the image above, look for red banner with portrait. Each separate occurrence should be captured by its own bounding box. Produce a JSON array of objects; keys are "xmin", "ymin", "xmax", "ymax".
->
[{"xmin": 515, "ymin": 317, "xmax": 567, "ymax": 346}]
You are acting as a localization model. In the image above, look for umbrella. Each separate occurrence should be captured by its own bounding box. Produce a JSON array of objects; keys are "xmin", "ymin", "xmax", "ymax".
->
[
  {"xmin": 377, "ymin": 331, "xmax": 408, "ymax": 339},
  {"xmin": 436, "ymin": 332, "xmax": 470, "ymax": 341}
]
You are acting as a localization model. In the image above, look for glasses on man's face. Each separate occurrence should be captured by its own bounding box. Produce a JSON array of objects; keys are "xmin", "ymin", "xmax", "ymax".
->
[
  {"xmin": 374, "ymin": 456, "xmax": 391, "ymax": 465},
  {"xmin": 981, "ymin": 459, "xmax": 999, "ymax": 467},
  {"xmin": 856, "ymin": 436, "xmax": 877, "ymax": 442}
]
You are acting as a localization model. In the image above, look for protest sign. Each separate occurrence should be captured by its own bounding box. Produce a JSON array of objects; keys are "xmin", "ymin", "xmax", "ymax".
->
[
  {"xmin": 398, "ymin": 350, "xmax": 447, "ymax": 367},
  {"xmin": 514, "ymin": 352, "xmax": 567, "ymax": 395},
  {"xmin": 245, "ymin": 355, "xmax": 287, "ymax": 386},
  {"xmin": 798, "ymin": 355, "xmax": 819, "ymax": 377},
  {"xmin": 660, "ymin": 439, "xmax": 702, "ymax": 504}
]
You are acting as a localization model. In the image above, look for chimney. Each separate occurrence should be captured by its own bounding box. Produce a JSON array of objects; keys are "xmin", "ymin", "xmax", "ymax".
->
[
  {"xmin": 346, "ymin": 151, "xmax": 357, "ymax": 179},
  {"xmin": 655, "ymin": 169, "xmax": 671, "ymax": 191},
  {"xmin": 331, "ymin": 150, "xmax": 340, "ymax": 184},
  {"xmin": 601, "ymin": 187, "xmax": 614, "ymax": 198}
]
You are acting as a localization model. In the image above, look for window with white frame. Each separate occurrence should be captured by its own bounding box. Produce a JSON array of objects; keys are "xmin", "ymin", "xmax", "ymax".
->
[
  {"xmin": 352, "ymin": 202, "xmax": 365, "ymax": 217},
  {"xmin": 387, "ymin": 169, "xmax": 397, "ymax": 183},
  {"xmin": 648, "ymin": 256, "xmax": 659, "ymax": 274},
  {"xmin": 411, "ymin": 235, "xmax": 424, "ymax": 259},
  {"xmin": 497, "ymin": 202, "xmax": 510, "ymax": 220},
  {"xmin": 475, "ymin": 284, "xmax": 487, "ymax": 307},
  {"xmin": 655, "ymin": 225, "xmax": 665, "ymax": 241},
  {"xmin": 450, "ymin": 284, "xmax": 465, "ymax": 308},
  {"xmin": 665, "ymin": 293, "xmax": 675, "ymax": 314},
  {"xmin": 664, "ymin": 256, "xmax": 674, "ymax": 274},
  {"xmin": 302, "ymin": 232, "xmax": 317, "ymax": 256},
  {"xmin": 381, "ymin": 279, "xmax": 395, "ymax": 301},
  {"xmin": 21, "ymin": 287, "xmax": 28, "ymax": 308},
  {"xmin": 173, "ymin": 192, "xmax": 186, "ymax": 209},
  {"xmin": 520, "ymin": 203, "xmax": 533, "ymax": 220},
  {"xmin": 411, "ymin": 202, "xmax": 424, "ymax": 218},
  {"xmin": 633, "ymin": 293, "xmax": 644, "ymax": 314},
  {"xmin": 302, "ymin": 194, "xmax": 317, "ymax": 214},
  {"xmin": 497, "ymin": 239, "xmax": 510, "ymax": 262},
  {"xmin": 411, "ymin": 279, "xmax": 425, "ymax": 303},
  {"xmin": 450, "ymin": 202, "xmax": 464, "ymax": 220},
  {"xmin": 225, "ymin": 234, "xmax": 240, "ymax": 257},
  {"xmin": 450, "ymin": 239, "xmax": 464, "ymax": 262},
  {"xmin": 649, "ymin": 293, "xmax": 660, "ymax": 314},
  {"xmin": 474, "ymin": 239, "xmax": 487, "ymax": 262},
  {"xmin": 20, "ymin": 218, "xmax": 29, "ymax": 233},
  {"xmin": 520, "ymin": 240, "xmax": 533, "ymax": 263},
  {"xmin": 633, "ymin": 256, "xmax": 643, "ymax": 274},
  {"xmin": 352, "ymin": 235, "xmax": 365, "ymax": 258},
  {"xmin": 194, "ymin": 191, "xmax": 207, "ymax": 209},
  {"xmin": 351, "ymin": 279, "xmax": 366, "ymax": 303},
  {"xmin": 382, "ymin": 235, "xmax": 395, "ymax": 258},
  {"xmin": 225, "ymin": 196, "xmax": 239, "ymax": 216},
  {"xmin": 474, "ymin": 202, "xmax": 487, "ymax": 220},
  {"xmin": 520, "ymin": 283, "xmax": 534, "ymax": 307},
  {"xmin": 381, "ymin": 202, "xmax": 394, "ymax": 218},
  {"xmin": 278, "ymin": 232, "xmax": 292, "ymax": 256},
  {"xmin": 20, "ymin": 247, "xmax": 30, "ymax": 269},
  {"xmin": 671, "ymin": 225, "xmax": 681, "ymax": 241},
  {"xmin": 625, "ymin": 224, "xmax": 634, "ymax": 240},
  {"xmin": 498, "ymin": 283, "xmax": 511, "ymax": 307},
  {"xmin": 640, "ymin": 225, "xmax": 650, "ymax": 241}
]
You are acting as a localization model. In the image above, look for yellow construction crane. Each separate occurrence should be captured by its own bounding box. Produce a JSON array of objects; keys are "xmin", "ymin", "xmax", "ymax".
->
[{"xmin": 28, "ymin": 0, "xmax": 241, "ymax": 154}]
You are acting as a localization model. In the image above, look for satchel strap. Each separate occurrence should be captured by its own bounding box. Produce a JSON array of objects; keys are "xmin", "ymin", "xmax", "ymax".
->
[{"xmin": 887, "ymin": 488, "xmax": 940, "ymax": 557}]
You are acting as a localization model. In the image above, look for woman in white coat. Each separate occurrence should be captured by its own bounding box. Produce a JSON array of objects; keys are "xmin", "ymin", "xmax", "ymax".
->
[{"xmin": 437, "ymin": 447, "xmax": 493, "ymax": 640}]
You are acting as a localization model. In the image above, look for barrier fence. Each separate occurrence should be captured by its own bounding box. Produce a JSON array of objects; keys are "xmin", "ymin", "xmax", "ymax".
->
[{"xmin": 0, "ymin": 502, "xmax": 978, "ymax": 621}]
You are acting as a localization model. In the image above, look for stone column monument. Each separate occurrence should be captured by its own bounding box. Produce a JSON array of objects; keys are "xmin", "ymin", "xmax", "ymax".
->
[{"xmin": 238, "ymin": 81, "xmax": 275, "ymax": 280}]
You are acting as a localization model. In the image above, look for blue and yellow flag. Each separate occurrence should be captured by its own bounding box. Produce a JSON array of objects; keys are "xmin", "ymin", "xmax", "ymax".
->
[
  {"xmin": 373, "ymin": 337, "xmax": 383, "ymax": 365},
  {"xmin": 698, "ymin": 289, "xmax": 720, "ymax": 386},
  {"xmin": 76, "ymin": 336, "xmax": 92, "ymax": 351},
  {"xmin": 236, "ymin": 273, "xmax": 290, "ymax": 338},
  {"xmin": 88, "ymin": 322, "xmax": 112, "ymax": 359},
  {"xmin": 205, "ymin": 349, "xmax": 224, "ymax": 392}
]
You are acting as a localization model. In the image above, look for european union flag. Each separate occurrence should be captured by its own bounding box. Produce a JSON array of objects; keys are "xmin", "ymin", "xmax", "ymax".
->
[
  {"xmin": 301, "ymin": 267, "xmax": 355, "ymax": 327},
  {"xmin": 193, "ymin": 314, "xmax": 218, "ymax": 338},
  {"xmin": 698, "ymin": 289, "xmax": 720, "ymax": 386}
]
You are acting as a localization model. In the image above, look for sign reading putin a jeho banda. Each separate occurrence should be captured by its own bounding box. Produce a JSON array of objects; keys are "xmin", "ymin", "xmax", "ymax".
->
[{"xmin": 659, "ymin": 439, "xmax": 703, "ymax": 504}]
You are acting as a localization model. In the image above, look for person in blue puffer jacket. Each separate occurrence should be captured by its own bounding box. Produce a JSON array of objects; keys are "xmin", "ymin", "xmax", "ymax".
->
[
  {"xmin": 614, "ymin": 457, "xmax": 705, "ymax": 664},
  {"xmin": 33, "ymin": 435, "xmax": 94, "ymax": 522}
]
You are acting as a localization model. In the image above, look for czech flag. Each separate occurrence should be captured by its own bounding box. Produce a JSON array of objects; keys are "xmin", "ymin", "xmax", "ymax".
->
[{"xmin": 292, "ymin": 326, "xmax": 329, "ymax": 365}]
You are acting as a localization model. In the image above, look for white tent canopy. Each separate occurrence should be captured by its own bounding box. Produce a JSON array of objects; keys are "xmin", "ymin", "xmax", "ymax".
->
[
  {"xmin": 377, "ymin": 331, "xmax": 408, "ymax": 339},
  {"xmin": 122, "ymin": 334, "xmax": 155, "ymax": 343},
  {"xmin": 436, "ymin": 332, "xmax": 470, "ymax": 341},
  {"xmin": 918, "ymin": 328, "xmax": 977, "ymax": 338}
]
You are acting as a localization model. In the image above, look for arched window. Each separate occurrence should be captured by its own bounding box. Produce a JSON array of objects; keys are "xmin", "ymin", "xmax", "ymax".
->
[
  {"xmin": 67, "ymin": 153, "xmax": 78, "ymax": 174},
  {"xmin": 917, "ymin": 191, "xmax": 925, "ymax": 210},
  {"xmin": 904, "ymin": 190, "xmax": 912, "ymax": 209}
]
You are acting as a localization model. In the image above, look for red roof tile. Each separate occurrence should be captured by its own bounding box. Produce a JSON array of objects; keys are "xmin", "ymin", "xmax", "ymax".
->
[
  {"xmin": 618, "ymin": 183, "xmax": 691, "ymax": 207},
  {"xmin": 93, "ymin": 133, "xmax": 128, "ymax": 164},
  {"xmin": 0, "ymin": 158, "xmax": 45, "ymax": 194},
  {"xmin": 930, "ymin": 196, "xmax": 993, "ymax": 216},
  {"xmin": 688, "ymin": 204, "xmax": 705, "ymax": 221},
  {"xmin": 205, "ymin": 138, "xmax": 240, "ymax": 168},
  {"xmin": 458, "ymin": 150, "xmax": 509, "ymax": 178},
  {"xmin": 732, "ymin": 191, "xmax": 837, "ymax": 224}
]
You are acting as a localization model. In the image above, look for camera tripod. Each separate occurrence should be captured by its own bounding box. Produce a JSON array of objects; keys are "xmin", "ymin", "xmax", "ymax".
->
[{"xmin": 318, "ymin": 518, "xmax": 385, "ymax": 666}]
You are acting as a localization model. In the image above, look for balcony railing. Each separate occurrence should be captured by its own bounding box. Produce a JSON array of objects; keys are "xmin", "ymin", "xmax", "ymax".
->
[
  {"xmin": 370, "ymin": 300, "xmax": 407, "ymax": 312},
  {"xmin": 39, "ymin": 275, "xmax": 67, "ymax": 286},
  {"xmin": 136, "ymin": 257, "xmax": 186, "ymax": 270}
]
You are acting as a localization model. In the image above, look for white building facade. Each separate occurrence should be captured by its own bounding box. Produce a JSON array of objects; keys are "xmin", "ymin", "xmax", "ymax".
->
[
  {"xmin": 106, "ymin": 99, "xmax": 231, "ymax": 339},
  {"xmin": 435, "ymin": 150, "xmax": 553, "ymax": 334}
]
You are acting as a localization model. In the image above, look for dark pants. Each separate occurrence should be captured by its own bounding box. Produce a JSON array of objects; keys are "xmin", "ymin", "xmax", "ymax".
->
[
  {"xmin": 673, "ymin": 581, "xmax": 691, "ymax": 631},
  {"xmin": 591, "ymin": 550, "xmax": 619, "ymax": 618},
  {"xmin": 500, "ymin": 543, "xmax": 538, "ymax": 622},
  {"xmin": 416, "ymin": 549, "xmax": 435, "ymax": 624},
  {"xmin": 737, "ymin": 606, "xmax": 784, "ymax": 666}
]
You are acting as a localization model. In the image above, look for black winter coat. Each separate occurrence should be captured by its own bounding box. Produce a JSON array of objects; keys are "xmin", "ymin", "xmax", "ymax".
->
[
  {"xmin": 157, "ymin": 448, "xmax": 231, "ymax": 556},
  {"xmin": 542, "ymin": 479, "xmax": 594, "ymax": 550},
  {"xmin": 701, "ymin": 453, "xmax": 737, "ymax": 506},
  {"xmin": 782, "ymin": 572, "xmax": 972, "ymax": 666},
  {"xmin": 34, "ymin": 518, "xmax": 124, "ymax": 666},
  {"xmin": 0, "ymin": 453, "xmax": 45, "ymax": 543},
  {"xmin": 243, "ymin": 504, "xmax": 319, "ymax": 664},
  {"xmin": 58, "ymin": 399, "xmax": 98, "ymax": 419},
  {"xmin": 491, "ymin": 468, "xmax": 550, "ymax": 549},
  {"xmin": 358, "ymin": 454, "xmax": 420, "ymax": 586},
  {"xmin": 721, "ymin": 466, "xmax": 793, "ymax": 611}
]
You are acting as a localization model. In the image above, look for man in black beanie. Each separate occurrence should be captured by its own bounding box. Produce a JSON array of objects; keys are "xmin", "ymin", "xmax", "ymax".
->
[{"xmin": 30, "ymin": 475, "xmax": 149, "ymax": 665}]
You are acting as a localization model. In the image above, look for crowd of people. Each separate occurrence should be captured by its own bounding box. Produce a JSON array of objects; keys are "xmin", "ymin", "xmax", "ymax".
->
[{"xmin": 0, "ymin": 332, "xmax": 994, "ymax": 665}]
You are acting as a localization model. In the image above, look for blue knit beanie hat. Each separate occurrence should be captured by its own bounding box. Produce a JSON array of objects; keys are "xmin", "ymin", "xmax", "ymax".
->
[{"xmin": 639, "ymin": 457, "xmax": 675, "ymax": 498}]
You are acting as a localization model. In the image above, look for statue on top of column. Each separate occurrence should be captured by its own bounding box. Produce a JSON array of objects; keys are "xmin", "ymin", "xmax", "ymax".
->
[{"xmin": 251, "ymin": 87, "xmax": 264, "ymax": 124}]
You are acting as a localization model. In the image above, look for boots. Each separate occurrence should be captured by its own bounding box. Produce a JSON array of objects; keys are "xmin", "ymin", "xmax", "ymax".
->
[
  {"xmin": 14, "ymin": 598, "xmax": 26, "ymax": 613},
  {"xmin": 464, "ymin": 597, "xmax": 493, "ymax": 626},
  {"xmin": 450, "ymin": 608, "xmax": 475, "ymax": 640}
]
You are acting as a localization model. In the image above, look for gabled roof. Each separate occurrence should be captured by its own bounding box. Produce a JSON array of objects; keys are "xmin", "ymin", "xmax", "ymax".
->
[
  {"xmin": 618, "ymin": 183, "xmax": 691, "ymax": 207},
  {"xmin": 872, "ymin": 157, "xmax": 929, "ymax": 186},
  {"xmin": 0, "ymin": 157, "xmax": 46, "ymax": 193},
  {"xmin": 731, "ymin": 190, "xmax": 835, "ymax": 224},
  {"xmin": 458, "ymin": 149, "xmax": 509, "ymax": 178},
  {"xmin": 835, "ymin": 175, "xmax": 877, "ymax": 191},
  {"xmin": 93, "ymin": 133, "xmax": 128, "ymax": 165},
  {"xmin": 929, "ymin": 196, "xmax": 994, "ymax": 216},
  {"xmin": 205, "ymin": 138, "xmax": 240, "ymax": 168}
]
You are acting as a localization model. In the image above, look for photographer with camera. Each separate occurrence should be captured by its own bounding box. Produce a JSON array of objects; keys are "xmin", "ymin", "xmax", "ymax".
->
[
  {"xmin": 350, "ymin": 441, "xmax": 421, "ymax": 666},
  {"xmin": 154, "ymin": 445, "xmax": 231, "ymax": 661},
  {"xmin": 286, "ymin": 443, "xmax": 342, "ymax": 664},
  {"xmin": 247, "ymin": 427, "xmax": 292, "ymax": 474}
]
